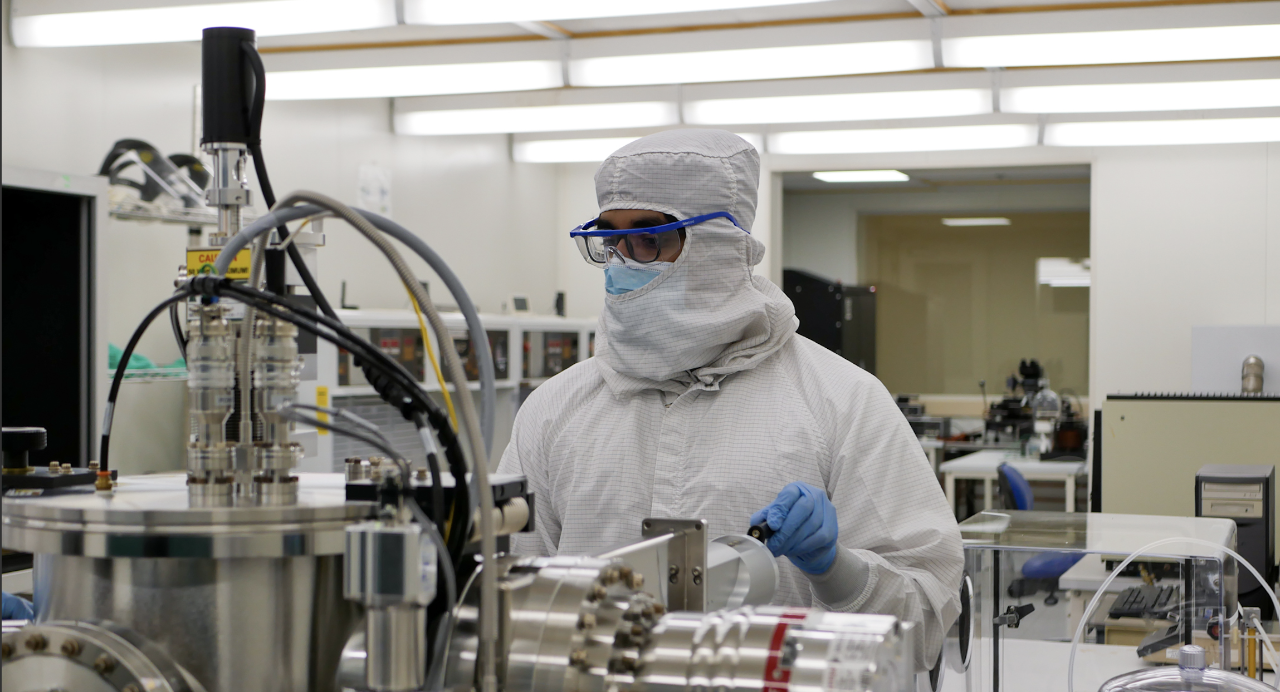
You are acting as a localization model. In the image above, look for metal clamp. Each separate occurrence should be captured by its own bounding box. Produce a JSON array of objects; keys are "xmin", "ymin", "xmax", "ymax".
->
[
  {"xmin": 640, "ymin": 518, "xmax": 708, "ymax": 612},
  {"xmin": 206, "ymin": 187, "xmax": 251, "ymax": 206}
]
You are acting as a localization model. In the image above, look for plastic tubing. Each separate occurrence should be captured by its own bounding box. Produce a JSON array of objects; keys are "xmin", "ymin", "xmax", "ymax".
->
[
  {"xmin": 214, "ymin": 204, "xmax": 496, "ymax": 458},
  {"xmin": 1067, "ymin": 537, "xmax": 1280, "ymax": 692}
]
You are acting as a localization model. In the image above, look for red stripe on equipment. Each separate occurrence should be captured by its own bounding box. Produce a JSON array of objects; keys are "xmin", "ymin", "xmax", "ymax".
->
[{"xmin": 763, "ymin": 610, "xmax": 809, "ymax": 692}]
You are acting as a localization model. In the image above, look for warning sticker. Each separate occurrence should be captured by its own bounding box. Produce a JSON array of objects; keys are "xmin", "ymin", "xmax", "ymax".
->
[{"xmin": 186, "ymin": 248, "xmax": 251, "ymax": 280}]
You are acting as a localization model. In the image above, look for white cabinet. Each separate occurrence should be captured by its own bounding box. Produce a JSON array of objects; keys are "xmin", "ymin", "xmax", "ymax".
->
[{"xmin": 308, "ymin": 309, "xmax": 596, "ymax": 471}]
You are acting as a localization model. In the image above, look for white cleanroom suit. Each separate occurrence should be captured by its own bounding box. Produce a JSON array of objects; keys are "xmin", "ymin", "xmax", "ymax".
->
[{"xmin": 498, "ymin": 129, "xmax": 963, "ymax": 670}]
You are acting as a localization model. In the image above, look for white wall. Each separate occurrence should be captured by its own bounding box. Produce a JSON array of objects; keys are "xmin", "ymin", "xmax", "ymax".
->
[
  {"xmin": 555, "ymin": 162, "xmax": 605, "ymax": 321},
  {"xmin": 1090, "ymin": 143, "xmax": 1280, "ymax": 398},
  {"xmin": 781, "ymin": 192, "xmax": 859, "ymax": 285},
  {"xmin": 765, "ymin": 143, "xmax": 1280, "ymax": 403}
]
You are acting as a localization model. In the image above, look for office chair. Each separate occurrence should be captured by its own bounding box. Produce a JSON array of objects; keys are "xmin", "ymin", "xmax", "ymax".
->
[{"xmin": 998, "ymin": 463, "xmax": 1084, "ymax": 606}]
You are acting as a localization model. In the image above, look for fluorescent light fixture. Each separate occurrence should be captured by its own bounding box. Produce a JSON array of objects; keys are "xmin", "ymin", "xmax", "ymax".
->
[
  {"xmin": 943, "ymin": 217, "xmax": 1011, "ymax": 226},
  {"xmin": 1045, "ymin": 117, "xmax": 1280, "ymax": 147},
  {"xmin": 267, "ymin": 61, "xmax": 562, "ymax": 100},
  {"xmin": 1004, "ymin": 79, "xmax": 1280, "ymax": 114},
  {"xmin": 11, "ymin": 0, "xmax": 394, "ymax": 47},
  {"xmin": 769, "ymin": 124, "xmax": 1037, "ymax": 155},
  {"xmin": 685, "ymin": 89, "xmax": 989, "ymax": 125},
  {"xmin": 572, "ymin": 41, "xmax": 933, "ymax": 88},
  {"xmin": 397, "ymin": 102, "xmax": 678, "ymax": 135},
  {"xmin": 514, "ymin": 137, "xmax": 641, "ymax": 163},
  {"xmin": 513, "ymin": 132, "xmax": 761, "ymax": 162},
  {"xmin": 944, "ymin": 25, "xmax": 1280, "ymax": 68},
  {"xmin": 406, "ymin": 0, "xmax": 823, "ymax": 24},
  {"xmin": 1037, "ymin": 257, "xmax": 1091, "ymax": 287},
  {"xmin": 813, "ymin": 170, "xmax": 909, "ymax": 183}
]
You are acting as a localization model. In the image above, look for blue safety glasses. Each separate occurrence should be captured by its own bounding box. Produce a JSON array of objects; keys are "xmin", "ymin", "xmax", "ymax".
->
[{"xmin": 570, "ymin": 211, "xmax": 743, "ymax": 268}]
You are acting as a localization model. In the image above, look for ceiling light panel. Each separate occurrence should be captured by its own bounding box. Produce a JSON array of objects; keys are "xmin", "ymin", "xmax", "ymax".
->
[
  {"xmin": 571, "ymin": 41, "xmax": 934, "ymax": 88},
  {"xmin": 266, "ymin": 61, "xmax": 563, "ymax": 100},
  {"xmin": 685, "ymin": 89, "xmax": 990, "ymax": 125},
  {"xmin": 769, "ymin": 124, "xmax": 1038, "ymax": 155},
  {"xmin": 943, "ymin": 217, "xmax": 1011, "ymax": 226},
  {"xmin": 1045, "ymin": 117, "xmax": 1280, "ymax": 147},
  {"xmin": 1004, "ymin": 79, "xmax": 1280, "ymax": 114},
  {"xmin": 1037, "ymin": 257, "xmax": 1091, "ymax": 287},
  {"xmin": 396, "ymin": 102, "xmax": 678, "ymax": 135},
  {"xmin": 11, "ymin": 0, "xmax": 395, "ymax": 47},
  {"xmin": 405, "ymin": 0, "xmax": 825, "ymax": 25},
  {"xmin": 944, "ymin": 25, "xmax": 1280, "ymax": 69},
  {"xmin": 513, "ymin": 137, "xmax": 642, "ymax": 163},
  {"xmin": 514, "ymin": 132, "xmax": 762, "ymax": 163},
  {"xmin": 813, "ymin": 170, "xmax": 910, "ymax": 183}
]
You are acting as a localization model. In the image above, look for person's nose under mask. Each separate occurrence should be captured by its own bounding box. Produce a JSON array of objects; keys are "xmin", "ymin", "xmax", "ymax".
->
[{"xmin": 604, "ymin": 255, "xmax": 674, "ymax": 295}]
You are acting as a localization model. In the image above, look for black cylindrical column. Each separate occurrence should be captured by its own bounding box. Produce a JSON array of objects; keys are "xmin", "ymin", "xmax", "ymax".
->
[{"xmin": 201, "ymin": 27, "xmax": 256, "ymax": 145}]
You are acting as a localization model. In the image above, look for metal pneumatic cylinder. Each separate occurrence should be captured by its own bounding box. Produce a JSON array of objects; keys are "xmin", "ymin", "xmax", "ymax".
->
[
  {"xmin": 186, "ymin": 304, "xmax": 237, "ymax": 504},
  {"xmin": 251, "ymin": 315, "xmax": 304, "ymax": 503}
]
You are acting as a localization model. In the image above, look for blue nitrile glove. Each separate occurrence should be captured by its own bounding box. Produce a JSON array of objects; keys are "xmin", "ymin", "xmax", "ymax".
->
[
  {"xmin": 749, "ymin": 482, "xmax": 839, "ymax": 575},
  {"xmin": 2, "ymin": 591, "xmax": 34, "ymax": 620}
]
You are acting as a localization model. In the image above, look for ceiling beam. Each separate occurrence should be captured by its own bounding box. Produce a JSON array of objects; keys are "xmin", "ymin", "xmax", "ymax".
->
[
  {"xmin": 258, "ymin": 0, "xmax": 1278, "ymax": 55},
  {"xmin": 906, "ymin": 0, "xmax": 952, "ymax": 17},
  {"xmin": 514, "ymin": 21, "xmax": 573, "ymax": 40}
]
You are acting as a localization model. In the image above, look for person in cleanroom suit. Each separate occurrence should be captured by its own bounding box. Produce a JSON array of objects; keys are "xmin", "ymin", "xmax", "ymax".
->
[{"xmin": 497, "ymin": 128, "xmax": 963, "ymax": 670}]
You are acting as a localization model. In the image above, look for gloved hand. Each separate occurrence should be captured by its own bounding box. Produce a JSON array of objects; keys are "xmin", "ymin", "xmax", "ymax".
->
[
  {"xmin": 2, "ymin": 591, "xmax": 34, "ymax": 620},
  {"xmin": 750, "ymin": 482, "xmax": 839, "ymax": 575}
]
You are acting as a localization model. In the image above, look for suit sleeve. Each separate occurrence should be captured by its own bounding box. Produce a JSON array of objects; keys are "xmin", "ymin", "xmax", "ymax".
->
[
  {"xmin": 807, "ymin": 376, "xmax": 965, "ymax": 672},
  {"xmin": 497, "ymin": 406, "xmax": 559, "ymax": 557}
]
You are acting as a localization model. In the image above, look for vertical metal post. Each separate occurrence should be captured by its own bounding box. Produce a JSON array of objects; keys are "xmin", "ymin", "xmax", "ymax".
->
[
  {"xmin": 992, "ymin": 549, "xmax": 1001, "ymax": 692},
  {"xmin": 1183, "ymin": 558, "xmax": 1193, "ymax": 647}
]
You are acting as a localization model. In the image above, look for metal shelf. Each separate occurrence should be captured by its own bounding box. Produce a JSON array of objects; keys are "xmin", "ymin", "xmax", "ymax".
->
[
  {"xmin": 109, "ymin": 199, "xmax": 260, "ymax": 227},
  {"xmin": 330, "ymin": 381, "xmax": 518, "ymax": 398}
]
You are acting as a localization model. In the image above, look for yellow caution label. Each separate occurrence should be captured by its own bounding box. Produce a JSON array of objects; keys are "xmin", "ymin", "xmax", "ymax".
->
[
  {"xmin": 315, "ymin": 386, "xmax": 329, "ymax": 435},
  {"xmin": 186, "ymin": 248, "xmax": 251, "ymax": 280}
]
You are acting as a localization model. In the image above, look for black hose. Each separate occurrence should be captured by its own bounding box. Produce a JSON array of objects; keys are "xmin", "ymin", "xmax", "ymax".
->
[
  {"xmin": 168, "ymin": 301, "xmax": 188, "ymax": 362},
  {"xmin": 240, "ymin": 41, "xmax": 338, "ymax": 318},
  {"xmin": 100, "ymin": 290, "xmax": 194, "ymax": 470}
]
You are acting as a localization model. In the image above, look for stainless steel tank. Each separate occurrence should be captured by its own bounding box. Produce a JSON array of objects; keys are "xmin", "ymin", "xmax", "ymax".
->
[{"xmin": 2, "ymin": 473, "xmax": 374, "ymax": 692}]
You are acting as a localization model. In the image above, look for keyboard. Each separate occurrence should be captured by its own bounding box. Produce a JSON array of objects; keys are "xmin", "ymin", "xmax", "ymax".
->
[{"xmin": 1109, "ymin": 584, "xmax": 1178, "ymax": 619}]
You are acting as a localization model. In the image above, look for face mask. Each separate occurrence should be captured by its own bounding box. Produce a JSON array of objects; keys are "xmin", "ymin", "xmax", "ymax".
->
[{"xmin": 604, "ymin": 256, "xmax": 673, "ymax": 295}]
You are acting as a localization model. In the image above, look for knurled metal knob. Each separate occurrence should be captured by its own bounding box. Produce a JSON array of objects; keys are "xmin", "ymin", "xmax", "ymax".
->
[{"xmin": 1178, "ymin": 645, "xmax": 1206, "ymax": 671}]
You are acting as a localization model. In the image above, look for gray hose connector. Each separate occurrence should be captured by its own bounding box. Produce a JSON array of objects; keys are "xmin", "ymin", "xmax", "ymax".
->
[{"xmin": 213, "ymin": 203, "xmax": 497, "ymax": 456}]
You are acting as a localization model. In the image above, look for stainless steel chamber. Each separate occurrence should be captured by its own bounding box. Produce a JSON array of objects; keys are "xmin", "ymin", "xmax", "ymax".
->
[
  {"xmin": 445, "ymin": 555, "xmax": 916, "ymax": 692},
  {"xmin": 2, "ymin": 473, "xmax": 374, "ymax": 692}
]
